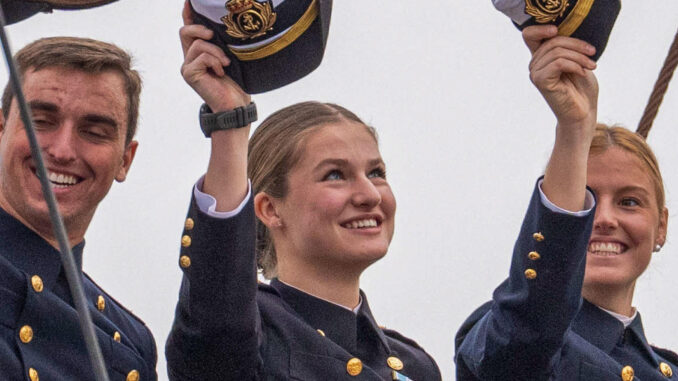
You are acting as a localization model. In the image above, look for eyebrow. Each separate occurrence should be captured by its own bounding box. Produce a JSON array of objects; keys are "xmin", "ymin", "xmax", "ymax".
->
[
  {"xmin": 28, "ymin": 100, "xmax": 118, "ymax": 130},
  {"xmin": 28, "ymin": 100, "xmax": 58, "ymax": 113},
  {"xmin": 82, "ymin": 114, "xmax": 119, "ymax": 130},
  {"xmin": 313, "ymin": 158, "xmax": 385, "ymax": 171},
  {"xmin": 618, "ymin": 185, "xmax": 651, "ymax": 196}
]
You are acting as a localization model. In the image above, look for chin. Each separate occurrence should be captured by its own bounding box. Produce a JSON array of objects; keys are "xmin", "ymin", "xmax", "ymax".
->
[
  {"xmin": 345, "ymin": 247, "xmax": 388, "ymax": 267},
  {"xmin": 583, "ymin": 272, "xmax": 634, "ymax": 290}
]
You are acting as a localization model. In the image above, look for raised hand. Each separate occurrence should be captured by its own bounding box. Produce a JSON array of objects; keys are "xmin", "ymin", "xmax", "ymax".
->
[
  {"xmin": 180, "ymin": 1, "xmax": 250, "ymax": 112},
  {"xmin": 524, "ymin": 25, "xmax": 598, "ymax": 132},
  {"xmin": 523, "ymin": 25, "xmax": 599, "ymax": 212},
  {"xmin": 180, "ymin": 1, "xmax": 251, "ymax": 211}
]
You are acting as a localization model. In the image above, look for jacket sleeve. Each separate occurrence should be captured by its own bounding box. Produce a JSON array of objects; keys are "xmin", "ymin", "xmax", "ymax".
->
[
  {"xmin": 166, "ymin": 194, "xmax": 261, "ymax": 380},
  {"xmin": 456, "ymin": 180, "xmax": 595, "ymax": 380}
]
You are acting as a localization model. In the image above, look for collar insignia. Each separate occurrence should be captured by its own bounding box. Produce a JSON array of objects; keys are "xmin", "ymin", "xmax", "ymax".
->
[
  {"xmin": 525, "ymin": 0, "xmax": 570, "ymax": 23},
  {"xmin": 222, "ymin": 0, "xmax": 277, "ymax": 40}
]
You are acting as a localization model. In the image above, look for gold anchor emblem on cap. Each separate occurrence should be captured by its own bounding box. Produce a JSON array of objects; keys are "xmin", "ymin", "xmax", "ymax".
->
[
  {"xmin": 222, "ymin": 0, "xmax": 277, "ymax": 40},
  {"xmin": 525, "ymin": 0, "xmax": 570, "ymax": 23}
]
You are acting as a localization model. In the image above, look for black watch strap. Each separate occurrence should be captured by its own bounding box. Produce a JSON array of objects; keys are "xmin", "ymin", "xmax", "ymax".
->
[{"xmin": 199, "ymin": 102, "xmax": 257, "ymax": 137}]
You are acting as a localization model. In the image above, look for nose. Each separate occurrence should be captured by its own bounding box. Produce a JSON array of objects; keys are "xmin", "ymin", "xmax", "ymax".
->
[
  {"xmin": 351, "ymin": 176, "xmax": 382, "ymax": 209},
  {"xmin": 593, "ymin": 199, "xmax": 618, "ymax": 232},
  {"xmin": 41, "ymin": 124, "xmax": 77, "ymax": 164}
]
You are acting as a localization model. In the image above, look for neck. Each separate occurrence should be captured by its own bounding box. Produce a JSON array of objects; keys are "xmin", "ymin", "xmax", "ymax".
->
[
  {"xmin": 582, "ymin": 282, "xmax": 636, "ymax": 317},
  {"xmin": 276, "ymin": 254, "xmax": 362, "ymax": 310},
  {"xmin": 0, "ymin": 196, "xmax": 85, "ymax": 249}
]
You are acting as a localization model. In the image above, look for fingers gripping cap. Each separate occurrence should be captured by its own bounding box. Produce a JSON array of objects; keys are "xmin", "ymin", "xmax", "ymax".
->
[
  {"xmin": 493, "ymin": 0, "xmax": 621, "ymax": 61},
  {"xmin": 1, "ymin": 0, "xmax": 118, "ymax": 24},
  {"xmin": 190, "ymin": 0, "xmax": 332, "ymax": 94}
]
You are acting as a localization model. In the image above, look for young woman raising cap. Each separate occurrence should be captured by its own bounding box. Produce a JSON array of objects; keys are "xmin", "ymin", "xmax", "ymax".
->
[
  {"xmin": 455, "ymin": 25, "xmax": 678, "ymax": 381},
  {"xmin": 166, "ymin": 3, "xmax": 441, "ymax": 380}
]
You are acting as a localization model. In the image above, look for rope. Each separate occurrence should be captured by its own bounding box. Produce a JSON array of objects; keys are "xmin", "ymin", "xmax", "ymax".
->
[{"xmin": 637, "ymin": 27, "xmax": 678, "ymax": 138}]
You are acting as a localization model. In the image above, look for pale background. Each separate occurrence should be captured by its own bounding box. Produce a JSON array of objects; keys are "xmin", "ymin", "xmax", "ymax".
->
[{"xmin": 3, "ymin": 1, "xmax": 678, "ymax": 379}]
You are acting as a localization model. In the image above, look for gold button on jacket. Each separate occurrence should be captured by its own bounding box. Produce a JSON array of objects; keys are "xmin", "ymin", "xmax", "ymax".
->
[
  {"xmin": 621, "ymin": 365, "xmax": 634, "ymax": 381},
  {"xmin": 126, "ymin": 369, "xmax": 140, "ymax": 381},
  {"xmin": 346, "ymin": 358, "xmax": 363, "ymax": 376},
  {"xmin": 181, "ymin": 235, "xmax": 192, "ymax": 248},
  {"xmin": 524, "ymin": 269, "xmax": 537, "ymax": 280},
  {"xmin": 97, "ymin": 295, "xmax": 106, "ymax": 312},
  {"xmin": 387, "ymin": 356, "xmax": 404, "ymax": 371},
  {"xmin": 184, "ymin": 218, "xmax": 195, "ymax": 230},
  {"xmin": 180, "ymin": 255, "xmax": 191, "ymax": 268},
  {"xmin": 28, "ymin": 368, "xmax": 39, "ymax": 381},
  {"xmin": 31, "ymin": 275, "xmax": 43, "ymax": 293},
  {"xmin": 19, "ymin": 325, "xmax": 33, "ymax": 343},
  {"xmin": 532, "ymin": 232, "xmax": 544, "ymax": 242}
]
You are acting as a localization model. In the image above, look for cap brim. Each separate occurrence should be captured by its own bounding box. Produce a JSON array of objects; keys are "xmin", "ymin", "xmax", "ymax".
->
[
  {"xmin": 1, "ymin": 0, "xmax": 118, "ymax": 24},
  {"xmin": 1, "ymin": 0, "xmax": 49, "ymax": 24},
  {"xmin": 41, "ymin": 0, "xmax": 118, "ymax": 9}
]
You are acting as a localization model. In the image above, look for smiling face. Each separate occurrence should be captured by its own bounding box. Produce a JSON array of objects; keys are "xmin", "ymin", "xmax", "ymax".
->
[
  {"xmin": 583, "ymin": 146, "xmax": 667, "ymax": 293},
  {"xmin": 272, "ymin": 121, "xmax": 396, "ymax": 273},
  {"xmin": 0, "ymin": 66, "xmax": 137, "ymax": 242}
]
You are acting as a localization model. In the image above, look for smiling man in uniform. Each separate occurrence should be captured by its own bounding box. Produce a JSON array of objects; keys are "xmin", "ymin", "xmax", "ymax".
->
[{"xmin": 0, "ymin": 37, "xmax": 157, "ymax": 380}]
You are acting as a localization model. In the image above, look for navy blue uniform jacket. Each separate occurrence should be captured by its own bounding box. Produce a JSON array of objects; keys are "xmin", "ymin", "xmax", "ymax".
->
[
  {"xmin": 455, "ymin": 182, "xmax": 678, "ymax": 380},
  {"xmin": 0, "ymin": 208, "xmax": 157, "ymax": 380},
  {"xmin": 166, "ymin": 195, "xmax": 441, "ymax": 380}
]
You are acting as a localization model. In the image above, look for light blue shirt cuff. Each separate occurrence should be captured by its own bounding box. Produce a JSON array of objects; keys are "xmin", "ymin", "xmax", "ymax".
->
[
  {"xmin": 537, "ymin": 179, "xmax": 595, "ymax": 217},
  {"xmin": 193, "ymin": 175, "xmax": 252, "ymax": 218}
]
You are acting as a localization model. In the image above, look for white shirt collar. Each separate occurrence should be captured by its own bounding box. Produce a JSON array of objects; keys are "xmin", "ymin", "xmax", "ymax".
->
[{"xmin": 598, "ymin": 306, "xmax": 638, "ymax": 328}]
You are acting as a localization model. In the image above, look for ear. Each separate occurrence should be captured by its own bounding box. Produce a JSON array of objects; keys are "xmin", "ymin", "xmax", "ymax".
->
[
  {"xmin": 254, "ymin": 191, "xmax": 283, "ymax": 229},
  {"xmin": 656, "ymin": 206, "xmax": 669, "ymax": 248},
  {"xmin": 115, "ymin": 140, "xmax": 138, "ymax": 182}
]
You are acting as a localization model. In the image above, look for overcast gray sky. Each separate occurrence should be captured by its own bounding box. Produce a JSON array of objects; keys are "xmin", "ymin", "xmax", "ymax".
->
[{"xmin": 4, "ymin": 1, "xmax": 678, "ymax": 379}]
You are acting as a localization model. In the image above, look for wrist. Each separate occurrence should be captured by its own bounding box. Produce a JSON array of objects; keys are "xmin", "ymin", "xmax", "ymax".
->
[
  {"xmin": 205, "ymin": 96, "xmax": 251, "ymax": 113},
  {"xmin": 199, "ymin": 102, "xmax": 257, "ymax": 137},
  {"xmin": 555, "ymin": 118, "xmax": 596, "ymax": 148}
]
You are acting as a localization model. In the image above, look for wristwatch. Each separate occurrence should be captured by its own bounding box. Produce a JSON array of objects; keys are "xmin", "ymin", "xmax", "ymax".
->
[{"xmin": 199, "ymin": 102, "xmax": 257, "ymax": 137}]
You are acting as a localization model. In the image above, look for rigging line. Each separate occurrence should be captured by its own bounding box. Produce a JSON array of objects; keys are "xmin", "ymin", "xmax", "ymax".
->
[{"xmin": 637, "ymin": 27, "xmax": 678, "ymax": 139}]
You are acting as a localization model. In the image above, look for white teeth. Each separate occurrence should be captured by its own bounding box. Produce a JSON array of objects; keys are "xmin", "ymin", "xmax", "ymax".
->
[
  {"xmin": 588, "ymin": 242, "xmax": 623, "ymax": 255},
  {"xmin": 343, "ymin": 219, "xmax": 378, "ymax": 229},
  {"xmin": 47, "ymin": 171, "xmax": 77, "ymax": 186}
]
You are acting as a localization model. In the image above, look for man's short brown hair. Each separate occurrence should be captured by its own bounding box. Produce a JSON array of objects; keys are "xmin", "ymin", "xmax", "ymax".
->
[{"xmin": 1, "ymin": 36, "xmax": 142, "ymax": 145}]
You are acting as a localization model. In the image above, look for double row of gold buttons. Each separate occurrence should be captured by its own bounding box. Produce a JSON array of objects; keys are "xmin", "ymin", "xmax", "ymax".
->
[{"xmin": 20, "ymin": 276, "xmax": 139, "ymax": 380}]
